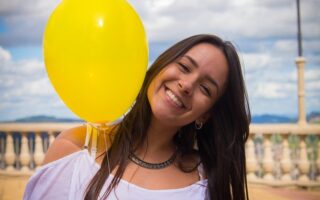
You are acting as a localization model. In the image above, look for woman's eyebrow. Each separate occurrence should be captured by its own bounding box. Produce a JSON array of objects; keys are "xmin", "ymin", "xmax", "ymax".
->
[{"xmin": 183, "ymin": 55, "xmax": 199, "ymax": 68}]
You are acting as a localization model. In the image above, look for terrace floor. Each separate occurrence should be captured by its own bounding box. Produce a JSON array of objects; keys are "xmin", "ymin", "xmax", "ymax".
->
[{"xmin": 1, "ymin": 174, "xmax": 320, "ymax": 200}]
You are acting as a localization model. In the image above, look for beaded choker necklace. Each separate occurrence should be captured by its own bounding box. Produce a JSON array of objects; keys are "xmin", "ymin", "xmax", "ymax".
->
[{"xmin": 128, "ymin": 152, "xmax": 177, "ymax": 169}]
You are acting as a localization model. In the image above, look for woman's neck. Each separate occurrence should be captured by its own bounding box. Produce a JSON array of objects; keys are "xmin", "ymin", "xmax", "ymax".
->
[{"xmin": 136, "ymin": 117, "xmax": 179, "ymax": 162}]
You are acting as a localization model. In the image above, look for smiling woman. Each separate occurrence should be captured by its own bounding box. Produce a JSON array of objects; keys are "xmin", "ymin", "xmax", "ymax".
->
[
  {"xmin": 147, "ymin": 43, "xmax": 229, "ymax": 128},
  {"xmin": 24, "ymin": 34, "xmax": 251, "ymax": 200}
]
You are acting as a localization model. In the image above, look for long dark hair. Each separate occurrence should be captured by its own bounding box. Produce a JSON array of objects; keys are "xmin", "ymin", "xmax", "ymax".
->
[{"xmin": 84, "ymin": 34, "xmax": 251, "ymax": 200}]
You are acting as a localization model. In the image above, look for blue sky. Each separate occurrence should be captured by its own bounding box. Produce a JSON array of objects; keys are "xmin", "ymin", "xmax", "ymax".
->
[{"xmin": 0, "ymin": 0, "xmax": 319, "ymax": 121}]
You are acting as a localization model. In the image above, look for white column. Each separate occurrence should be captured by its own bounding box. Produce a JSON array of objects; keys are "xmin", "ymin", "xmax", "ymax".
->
[
  {"xmin": 281, "ymin": 135, "xmax": 291, "ymax": 181},
  {"xmin": 295, "ymin": 57, "xmax": 307, "ymax": 125},
  {"xmin": 34, "ymin": 132, "xmax": 44, "ymax": 168},
  {"xmin": 5, "ymin": 133, "xmax": 15, "ymax": 171},
  {"xmin": 48, "ymin": 131, "xmax": 56, "ymax": 147},
  {"xmin": 298, "ymin": 135, "xmax": 309, "ymax": 181},
  {"xmin": 246, "ymin": 134, "xmax": 257, "ymax": 180},
  {"xmin": 20, "ymin": 132, "xmax": 31, "ymax": 172},
  {"xmin": 263, "ymin": 135, "xmax": 274, "ymax": 180}
]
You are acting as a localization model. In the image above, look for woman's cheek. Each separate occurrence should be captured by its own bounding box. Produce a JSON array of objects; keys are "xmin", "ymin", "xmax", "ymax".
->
[{"xmin": 196, "ymin": 96, "xmax": 215, "ymax": 112}]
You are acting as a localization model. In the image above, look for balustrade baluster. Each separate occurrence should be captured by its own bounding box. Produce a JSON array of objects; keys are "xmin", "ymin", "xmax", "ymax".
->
[
  {"xmin": 281, "ymin": 135, "xmax": 291, "ymax": 181},
  {"xmin": 272, "ymin": 134, "xmax": 283, "ymax": 180},
  {"xmin": 0, "ymin": 134, "xmax": 5, "ymax": 169},
  {"xmin": 298, "ymin": 135, "xmax": 309, "ymax": 181},
  {"xmin": 263, "ymin": 134, "xmax": 274, "ymax": 180},
  {"xmin": 34, "ymin": 132, "xmax": 44, "ymax": 168},
  {"xmin": 20, "ymin": 132, "xmax": 31, "ymax": 172},
  {"xmin": 246, "ymin": 134, "xmax": 257, "ymax": 180},
  {"xmin": 5, "ymin": 133, "xmax": 15, "ymax": 171},
  {"xmin": 48, "ymin": 131, "xmax": 56, "ymax": 147}
]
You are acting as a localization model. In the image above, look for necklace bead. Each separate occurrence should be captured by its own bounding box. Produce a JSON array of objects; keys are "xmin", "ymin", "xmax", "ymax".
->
[{"xmin": 128, "ymin": 152, "xmax": 177, "ymax": 169}]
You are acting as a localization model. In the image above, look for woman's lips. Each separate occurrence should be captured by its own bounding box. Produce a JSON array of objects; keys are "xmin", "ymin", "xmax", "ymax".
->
[{"xmin": 164, "ymin": 86, "xmax": 186, "ymax": 109}]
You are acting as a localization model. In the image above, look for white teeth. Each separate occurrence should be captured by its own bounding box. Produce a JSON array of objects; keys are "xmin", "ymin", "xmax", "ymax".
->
[{"xmin": 166, "ymin": 89, "xmax": 183, "ymax": 108}]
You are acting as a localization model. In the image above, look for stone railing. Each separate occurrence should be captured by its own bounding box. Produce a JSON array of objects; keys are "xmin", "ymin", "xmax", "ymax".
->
[
  {"xmin": 247, "ymin": 124, "xmax": 320, "ymax": 188},
  {"xmin": 0, "ymin": 122, "xmax": 319, "ymax": 188},
  {"xmin": 0, "ymin": 123, "xmax": 82, "ymax": 176}
]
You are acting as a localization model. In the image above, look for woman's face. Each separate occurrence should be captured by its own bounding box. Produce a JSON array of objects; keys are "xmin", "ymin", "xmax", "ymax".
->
[{"xmin": 147, "ymin": 43, "xmax": 229, "ymax": 128}]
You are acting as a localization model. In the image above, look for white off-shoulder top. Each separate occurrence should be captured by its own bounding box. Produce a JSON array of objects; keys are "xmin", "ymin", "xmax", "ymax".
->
[{"xmin": 23, "ymin": 149, "xmax": 207, "ymax": 200}]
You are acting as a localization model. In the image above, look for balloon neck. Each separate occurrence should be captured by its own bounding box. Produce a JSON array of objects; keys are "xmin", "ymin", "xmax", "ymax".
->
[
  {"xmin": 90, "ymin": 0, "xmax": 124, "ymax": 2},
  {"xmin": 87, "ymin": 122, "xmax": 110, "ymax": 130}
]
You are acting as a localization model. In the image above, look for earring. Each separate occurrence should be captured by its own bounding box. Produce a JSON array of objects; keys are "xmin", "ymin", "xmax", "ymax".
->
[{"xmin": 195, "ymin": 121, "xmax": 203, "ymax": 130}]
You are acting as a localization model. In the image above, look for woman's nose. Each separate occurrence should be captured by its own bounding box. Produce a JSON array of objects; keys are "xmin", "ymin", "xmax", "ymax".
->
[{"xmin": 178, "ymin": 79, "xmax": 194, "ymax": 96}]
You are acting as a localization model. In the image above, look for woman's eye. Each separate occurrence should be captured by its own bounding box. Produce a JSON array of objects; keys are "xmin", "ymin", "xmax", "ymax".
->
[
  {"xmin": 178, "ymin": 62, "xmax": 190, "ymax": 73},
  {"xmin": 200, "ymin": 85, "xmax": 211, "ymax": 96}
]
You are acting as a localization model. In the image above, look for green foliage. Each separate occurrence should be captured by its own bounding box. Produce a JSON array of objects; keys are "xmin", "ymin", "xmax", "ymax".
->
[
  {"xmin": 306, "ymin": 135, "xmax": 318, "ymax": 161},
  {"xmin": 288, "ymin": 135, "xmax": 300, "ymax": 149},
  {"xmin": 270, "ymin": 133, "xmax": 283, "ymax": 144}
]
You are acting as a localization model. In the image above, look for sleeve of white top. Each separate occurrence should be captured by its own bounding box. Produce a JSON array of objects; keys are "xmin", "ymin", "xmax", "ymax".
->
[
  {"xmin": 23, "ymin": 150, "xmax": 92, "ymax": 200},
  {"xmin": 23, "ymin": 163, "xmax": 73, "ymax": 199}
]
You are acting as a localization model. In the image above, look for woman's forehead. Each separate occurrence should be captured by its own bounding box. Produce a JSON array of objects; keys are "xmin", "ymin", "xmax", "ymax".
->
[{"xmin": 184, "ymin": 43, "xmax": 229, "ymax": 88}]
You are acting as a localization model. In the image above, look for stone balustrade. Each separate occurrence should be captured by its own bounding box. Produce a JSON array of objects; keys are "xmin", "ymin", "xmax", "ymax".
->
[
  {"xmin": 247, "ymin": 124, "xmax": 320, "ymax": 188},
  {"xmin": 0, "ymin": 123, "xmax": 82, "ymax": 176},
  {"xmin": 0, "ymin": 122, "xmax": 319, "ymax": 188}
]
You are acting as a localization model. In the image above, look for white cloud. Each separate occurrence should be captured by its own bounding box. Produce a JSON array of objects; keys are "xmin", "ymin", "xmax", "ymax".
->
[
  {"xmin": 0, "ymin": 0, "xmax": 60, "ymax": 46},
  {"xmin": 252, "ymin": 82, "xmax": 296, "ymax": 99},
  {"xmin": 0, "ymin": 46, "xmax": 75, "ymax": 120},
  {"xmin": 1, "ymin": 0, "xmax": 319, "ymax": 45},
  {"xmin": 0, "ymin": 0, "xmax": 60, "ymax": 16},
  {"xmin": 306, "ymin": 81, "xmax": 320, "ymax": 91},
  {"xmin": 306, "ymin": 68, "xmax": 320, "ymax": 82},
  {"xmin": 2, "ymin": 78, "xmax": 54, "ymax": 99},
  {"xmin": 241, "ymin": 53, "xmax": 274, "ymax": 71},
  {"xmin": 273, "ymin": 40, "xmax": 296, "ymax": 55},
  {"xmin": 307, "ymin": 98, "xmax": 320, "ymax": 113},
  {"xmin": 131, "ymin": 0, "xmax": 318, "ymax": 41},
  {"xmin": 0, "ymin": 52, "xmax": 48, "ymax": 97}
]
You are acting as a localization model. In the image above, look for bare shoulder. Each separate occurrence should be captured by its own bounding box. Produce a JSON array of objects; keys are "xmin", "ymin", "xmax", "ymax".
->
[{"xmin": 43, "ymin": 125, "xmax": 87, "ymax": 165}]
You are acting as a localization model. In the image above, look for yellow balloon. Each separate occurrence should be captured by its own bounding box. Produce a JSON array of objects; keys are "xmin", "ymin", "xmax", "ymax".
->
[{"xmin": 44, "ymin": 0, "xmax": 148, "ymax": 123}]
